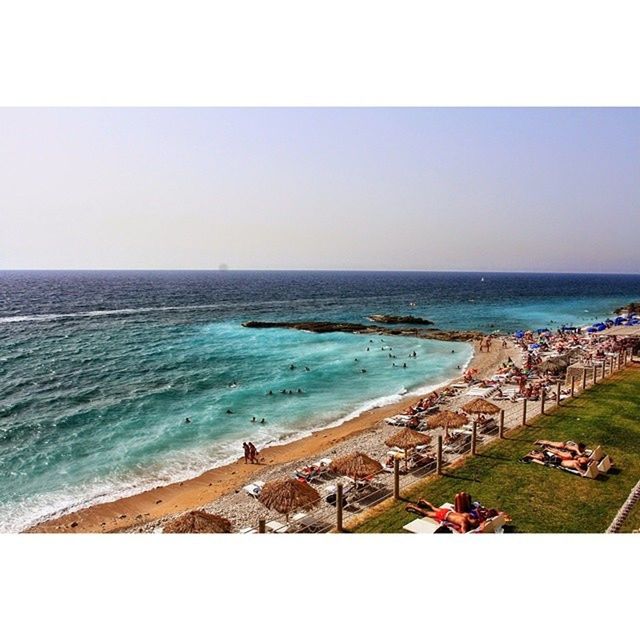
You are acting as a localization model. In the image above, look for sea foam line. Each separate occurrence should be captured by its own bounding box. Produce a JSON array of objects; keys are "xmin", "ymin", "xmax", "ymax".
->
[{"xmin": 0, "ymin": 304, "xmax": 226, "ymax": 324}]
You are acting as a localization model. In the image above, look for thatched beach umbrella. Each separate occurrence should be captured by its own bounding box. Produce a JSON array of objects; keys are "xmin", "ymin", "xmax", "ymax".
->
[
  {"xmin": 330, "ymin": 452, "xmax": 383, "ymax": 484},
  {"xmin": 427, "ymin": 410, "xmax": 469, "ymax": 438},
  {"xmin": 385, "ymin": 428, "xmax": 432, "ymax": 471},
  {"xmin": 258, "ymin": 478, "xmax": 321, "ymax": 521},
  {"xmin": 462, "ymin": 398, "xmax": 500, "ymax": 415},
  {"xmin": 163, "ymin": 510, "xmax": 232, "ymax": 534}
]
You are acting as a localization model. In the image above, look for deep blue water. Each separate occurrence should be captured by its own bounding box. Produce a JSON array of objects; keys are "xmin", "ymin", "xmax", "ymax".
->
[{"xmin": 1, "ymin": 270, "xmax": 638, "ymax": 531}]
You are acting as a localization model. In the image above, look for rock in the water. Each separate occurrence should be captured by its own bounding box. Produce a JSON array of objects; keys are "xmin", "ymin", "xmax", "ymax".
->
[{"xmin": 367, "ymin": 314, "xmax": 433, "ymax": 325}]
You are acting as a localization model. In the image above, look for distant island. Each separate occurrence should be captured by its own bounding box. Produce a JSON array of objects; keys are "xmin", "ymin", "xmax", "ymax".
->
[{"xmin": 367, "ymin": 314, "xmax": 433, "ymax": 325}]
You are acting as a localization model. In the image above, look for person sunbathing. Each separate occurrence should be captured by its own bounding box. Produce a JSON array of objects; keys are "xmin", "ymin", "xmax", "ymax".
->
[
  {"xmin": 523, "ymin": 450, "xmax": 590, "ymax": 474},
  {"xmin": 534, "ymin": 440, "xmax": 586, "ymax": 456},
  {"xmin": 406, "ymin": 499, "xmax": 479, "ymax": 532}
]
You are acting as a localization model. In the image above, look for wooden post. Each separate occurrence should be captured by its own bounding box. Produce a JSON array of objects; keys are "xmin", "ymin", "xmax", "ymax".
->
[
  {"xmin": 436, "ymin": 435, "xmax": 443, "ymax": 475},
  {"xmin": 571, "ymin": 376, "xmax": 575, "ymax": 398},
  {"xmin": 540, "ymin": 387, "xmax": 546, "ymax": 415},
  {"xmin": 556, "ymin": 381, "xmax": 561, "ymax": 407},
  {"xmin": 522, "ymin": 398, "xmax": 528, "ymax": 427},
  {"xmin": 582, "ymin": 368, "xmax": 587, "ymax": 390},
  {"xmin": 593, "ymin": 366, "xmax": 597, "ymax": 383},
  {"xmin": 499, "ymin": 409, "xmax": 505, "ymax": 439},
  {"xmin": 336, "ymin": 483, "xmax": 344, "ymax": 532},
  {"xmin": 258, "ymin": 519, "xmax": 266, "ymax": 534},
  {"xmin": 393, "ymin": 458, "xmax": 400, "ymax": 500},
  {"xmin": 610, "ymin": 356, "xmax": 615, "ymax": 373},
  {"xmin": 471, "ymin": 422, "xmax": 477, "ymax": 456}
]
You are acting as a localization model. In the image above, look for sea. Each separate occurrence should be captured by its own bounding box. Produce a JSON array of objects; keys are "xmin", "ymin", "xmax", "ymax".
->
[{"xmin": 1, "ymin": 270, "xmax": 639, "ymax": 532}]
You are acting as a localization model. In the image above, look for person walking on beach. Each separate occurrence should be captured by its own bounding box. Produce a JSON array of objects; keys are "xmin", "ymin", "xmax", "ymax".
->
[
  {"xmin": 248, "ymin": 442, "xmax": 258, "ymax": 463},
  {"xmin": 242, "ymin": 442, "xmax": 250, "ymax": 464}
]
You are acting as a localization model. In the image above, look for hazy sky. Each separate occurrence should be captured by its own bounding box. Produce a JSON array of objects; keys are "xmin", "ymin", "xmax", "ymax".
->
[{"xmin": 1, "ymin": 108, "xmax": 638, "ymax": 272}]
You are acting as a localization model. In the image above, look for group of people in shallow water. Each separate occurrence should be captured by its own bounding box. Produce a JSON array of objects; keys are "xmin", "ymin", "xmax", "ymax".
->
[{"xmin": 242, "ymin": 442, "xmax": 259, "ymax": 464}]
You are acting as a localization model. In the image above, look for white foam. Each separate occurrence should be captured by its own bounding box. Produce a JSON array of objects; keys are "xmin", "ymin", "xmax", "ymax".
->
[{"xmin": 0, "ymin": 304, "xmax": 226, "ymax": 324}]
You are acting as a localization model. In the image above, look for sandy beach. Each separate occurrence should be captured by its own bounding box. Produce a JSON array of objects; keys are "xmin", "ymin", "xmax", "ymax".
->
[{"xmin": 28, "ymin": 337, "xmax": 515, "ymax": 533}]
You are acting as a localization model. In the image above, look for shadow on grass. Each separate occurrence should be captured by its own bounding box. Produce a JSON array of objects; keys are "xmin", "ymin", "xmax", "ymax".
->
[{"xmin": 440, "ymin": 471, "xmax": 482, "ymax": 482}]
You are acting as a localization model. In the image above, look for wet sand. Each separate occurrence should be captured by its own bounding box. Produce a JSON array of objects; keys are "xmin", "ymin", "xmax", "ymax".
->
[{"xmin": 28, "ymin": 339, "xmax": 510, "ymax": 533}]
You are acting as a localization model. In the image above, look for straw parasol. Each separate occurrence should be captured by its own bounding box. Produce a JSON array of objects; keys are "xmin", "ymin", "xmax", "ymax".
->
[
  {"xmin": 330, "ymin": 452, "xmax": 383, "ymax": 484},
  {"xmin": 427, "ymin": 410, "xmax": 469, "ymax": 438},
  {"xmin": 163, "ymin": 510, "xmax": 232, "ymax": 534},
  {"xmin": 385, "ymin": 428, "xmax": 432, "ymax": 471},
  {"xmin": 462, "ymin": 398, "xmax": 500, "ymax": 415},
  {"xmin": 258, "ymin": 478, "xmax": 321, "ymax": 521}
]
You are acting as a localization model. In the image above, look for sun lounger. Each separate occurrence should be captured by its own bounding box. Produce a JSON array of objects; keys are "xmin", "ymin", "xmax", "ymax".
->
[
  {"xmin": 403, "ymin": 517, "xmax": 441, "ymax": 534},
  {"xmin": 404, "ymin": 501, "xmax": 507, "ymax": 534},
  {"xmin": 243, "ymin": 480, "xmax": 265, "ymax": 498},
  {"xmin": 265, "ymin": 520, "xmax": 289, "ymax": 533},
  {"xmin": 521, "ymin": 454, "xmax": 600, "ymax": 479},
  {"xmin": 597, "ymin": 455, "xmax": 613, "ymax": 474}
]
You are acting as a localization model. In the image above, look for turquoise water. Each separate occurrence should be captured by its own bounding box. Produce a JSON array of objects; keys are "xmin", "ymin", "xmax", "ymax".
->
[{"xmin": 1, "ymin": 271, "xmax": 638, "ymax": 531}]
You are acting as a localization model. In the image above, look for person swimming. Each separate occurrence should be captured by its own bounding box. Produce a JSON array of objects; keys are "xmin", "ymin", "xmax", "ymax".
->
[
  {"xmin": 267, "ymin": 390, "xmax": 273, "ymax": 395},
  {"xmin": 260, "ymin": 418, "xmax": 266, "ymax": 424},
  {"xmin": 251, "ymin": 416, "xmax": 256, "ymax": 423},
  {"xmin": 185, "ymin": 417, "xmax": 191, "ymax": 424},
  {"xmin": 226, "ymin": 409, "xmax": 233, "ymax": 414}
]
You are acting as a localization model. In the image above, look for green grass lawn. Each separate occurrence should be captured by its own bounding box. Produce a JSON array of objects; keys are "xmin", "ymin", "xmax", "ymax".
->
[{"xmin": 354, "ymin": 366, "xmax": 640, "ymax": 533}]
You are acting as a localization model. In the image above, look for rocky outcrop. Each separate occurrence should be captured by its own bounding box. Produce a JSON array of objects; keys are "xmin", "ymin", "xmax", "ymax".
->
[
  {"xmin": 241, "ymin": 320, "xmax": 484, "ymax": 342},
  {"xmin": 614, "ymin": 302, "xmax": 640, "ymax": 315},
  {"xmin": 367, "ymin": 314, "xmax": 433, "ymax": 325}
]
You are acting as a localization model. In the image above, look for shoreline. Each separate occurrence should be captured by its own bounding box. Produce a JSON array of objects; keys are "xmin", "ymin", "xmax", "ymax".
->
[{"xmin": 28, "ymin": 338, "xmax": 505, "ymax": 533}]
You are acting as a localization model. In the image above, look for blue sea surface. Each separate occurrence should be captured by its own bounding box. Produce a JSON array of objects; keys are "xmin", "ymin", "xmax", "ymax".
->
[{"xmin": 0, "ymin": 270, "xmax": 638, "ymax": 531}]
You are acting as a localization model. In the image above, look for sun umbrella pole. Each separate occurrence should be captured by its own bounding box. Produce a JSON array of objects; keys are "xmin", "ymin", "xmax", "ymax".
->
[
  {"xmin": 336, "ymin": 482, "xmax": 344, "ymax": 532},
  {"xmin": 393, "ymin": 458, "xmax": 400, "ymax": 500}
]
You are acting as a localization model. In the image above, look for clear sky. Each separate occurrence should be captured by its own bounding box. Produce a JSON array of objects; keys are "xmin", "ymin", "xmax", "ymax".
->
[{"xmin": 1, "ymin": 108, "xmax": 638, "ymax": 272}]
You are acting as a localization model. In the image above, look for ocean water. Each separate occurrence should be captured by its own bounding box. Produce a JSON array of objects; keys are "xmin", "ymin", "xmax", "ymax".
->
[{"xmin": 1, "ymin": 270, "xmax": 639, "ymax": 532}]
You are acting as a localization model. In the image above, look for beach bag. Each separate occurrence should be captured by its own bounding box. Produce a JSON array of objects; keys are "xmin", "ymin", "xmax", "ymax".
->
[{"xmin": 455, "ymin": 491, "xmax": 472, "ymax": 513}]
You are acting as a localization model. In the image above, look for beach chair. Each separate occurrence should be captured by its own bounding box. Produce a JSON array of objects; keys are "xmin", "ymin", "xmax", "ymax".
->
[
  {"xmin": 243, "ymin": 480, "xmax": 265, "ymax": 498},
  {"xmin": 582, "ymin": 460, "xmax": 600, "ymax": 479},
  {"xmin": 586, "ymin": 445, "xmax": 605, "ymax": 463},
  {"xmin": 265, "ymin": 520, "xmax": 289, "ymax": 533},
  {"xmin": 597, "ymin": 455, "xmax": 613, "ymax": 474},
  {"xmin": 403, "ymin": 517, "xmax": 441, "ymax": 534}
]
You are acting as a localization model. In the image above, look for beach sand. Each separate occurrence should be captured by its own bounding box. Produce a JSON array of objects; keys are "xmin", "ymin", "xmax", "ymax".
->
[{"xmin": 28, "ymin": 338, "xmax": 514, "ymax": 533}]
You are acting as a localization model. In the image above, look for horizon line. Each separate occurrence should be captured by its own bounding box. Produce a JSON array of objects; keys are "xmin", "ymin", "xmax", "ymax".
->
[{"xmin": 1, "ymin": 268, "xmax": 639, "ymax": 276}]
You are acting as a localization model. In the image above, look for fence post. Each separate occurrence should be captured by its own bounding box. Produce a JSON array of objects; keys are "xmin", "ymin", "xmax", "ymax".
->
[
  {"xmin": 336, "ymin": 482, "xmax": 344, "ymax": 532},
  {"xmin": 582, "ymin": 368, "xmax": 587, "ymax": 390},
  {"xmin": 436, "ymin": 435, "xmax": 443, "ymax": 475},
  {"xmin": 540, "ymin": 387, "xmax": 545, "ymax": 415},
  {"xmin": 258, "ymin": 519, "xmax": 266, "ymax": 534},
  {"xmin": 571, "ymin": 376, "xmax": 575, "ymax": 398},
  {"xmin": 556, "ymin": 381, "xmax": 561, "ymax": 407},
  {"xmin": 499, "ymin": 409, "xmax": 505, "ymax": 439},
  {"xmin": 522, "ymin": 398, "xmax": 527, "ymax": 427},
  {"xmin": 471, "ymin": 422, "xmax": 477, "ymax": 456},
  {"xmin": 593, "ymin": 366, "xmax": 597, "ymax": 383},
  {"xmin": 393, "ymin": 458, "xmax": 400, "ymax": 500}
]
